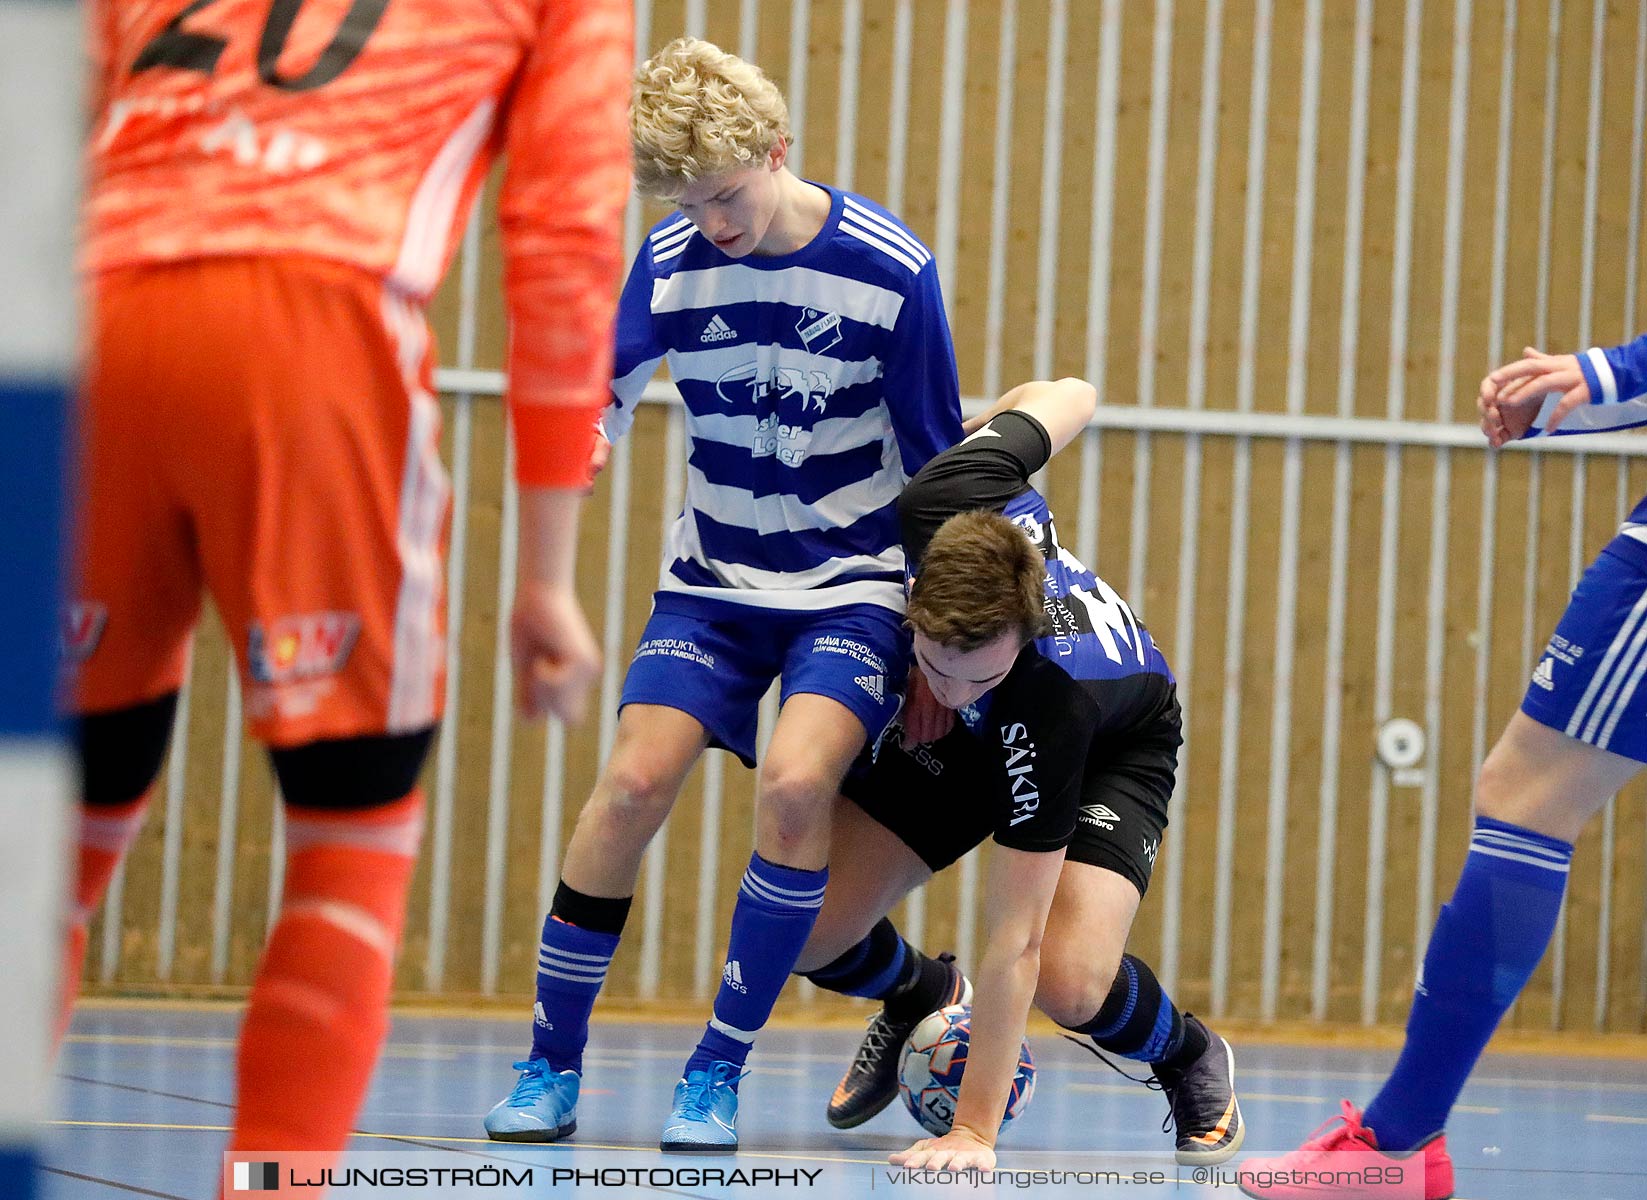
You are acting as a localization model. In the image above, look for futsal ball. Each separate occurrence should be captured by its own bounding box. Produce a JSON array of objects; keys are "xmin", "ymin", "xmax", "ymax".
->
[{"xmin": 897, "ymin": 1003, "xmax": 1035, "ymax": 1136}]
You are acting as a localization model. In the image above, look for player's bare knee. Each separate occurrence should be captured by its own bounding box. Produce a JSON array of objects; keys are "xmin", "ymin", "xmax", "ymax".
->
[
  {"xmin": 597, "ymin": 754, "xmax": 683, "ymax": 834},
  {"xmin": 755, "ymin": 764, "xmax": 831, "ymax": 840},
  {"xmin": 1035, "ymin": 949, "xmax": 1120, "ymax": 1028}
]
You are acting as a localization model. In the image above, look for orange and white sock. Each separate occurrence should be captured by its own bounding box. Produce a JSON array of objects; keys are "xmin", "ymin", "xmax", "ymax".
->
[
  {"xmin": 58, "ymin": 793, "xmax": 151, "ymax": 1047},
  {"xmin": 224, "ymin": 790, "xmax": 424, "ymax": 1185}
]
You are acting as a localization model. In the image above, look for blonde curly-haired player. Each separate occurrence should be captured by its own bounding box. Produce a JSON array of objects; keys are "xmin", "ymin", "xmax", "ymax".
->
[{"xmin": 483, "ymin": 37, "xmax": 964, "ymax": 1152}]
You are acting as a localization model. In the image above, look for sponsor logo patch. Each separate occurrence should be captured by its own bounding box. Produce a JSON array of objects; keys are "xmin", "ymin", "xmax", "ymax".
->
[
  {"xmin": 247, "ymin": 612, "xmax": 361, "ymax": 686},
  {"xmin": 1001, "ymin": 722, "xmax": 1040, "ymax": 826},
  {"xmin": 61, "ymin": 601, "xmax": 109, "ymax": 665}
]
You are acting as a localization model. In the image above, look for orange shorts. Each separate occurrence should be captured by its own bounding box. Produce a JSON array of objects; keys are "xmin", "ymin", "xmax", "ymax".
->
[{"xmin": 70, "ymin": 256, "xmax": 451, "ymax": 746}]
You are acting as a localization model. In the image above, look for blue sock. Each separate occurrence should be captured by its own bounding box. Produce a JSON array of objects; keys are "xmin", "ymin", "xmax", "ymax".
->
[
  {"xmin": 683, "ymin": 854, "xmax": 827, "ymax": 1085},
  {"xmin": 532, "ymin": 914, "xmax": 620, "ymax": 1074},
  {"xmin": 1362, "ymin": 815, "xmax": 1572, "ymax": 1151}
]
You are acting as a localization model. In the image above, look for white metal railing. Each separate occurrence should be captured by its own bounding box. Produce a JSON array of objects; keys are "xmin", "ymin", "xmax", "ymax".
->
[
  {"xmin": 434, "ymin": 367, "xmax": 1647, "ymax": 1016},
  {"xmin": 93, "ymin": 362, "xmax": 1647, "ymax": 1025}
]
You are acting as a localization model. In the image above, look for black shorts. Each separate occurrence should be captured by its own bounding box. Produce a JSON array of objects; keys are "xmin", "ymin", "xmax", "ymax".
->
[{"xmin": 843, "ymin": 690, "xmax": 1179, "ymax": 897}]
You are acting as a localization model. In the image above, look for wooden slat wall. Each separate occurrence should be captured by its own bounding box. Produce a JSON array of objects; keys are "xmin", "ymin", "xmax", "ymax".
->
[{"xmin": 88, "ymin": 0, "xmax": 1647, "ymax": 1034}]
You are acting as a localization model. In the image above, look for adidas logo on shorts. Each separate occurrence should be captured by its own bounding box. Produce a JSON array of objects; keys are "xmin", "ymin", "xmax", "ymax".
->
[
  {"xmin": 854, "ymin": 674, "xmax": 885, "ymax": 703},
  {"xmin": 701, "ymin": 313, "xmax": 738, "ymax": 343},
  {"xmin": 1532, "ymin": 656, "xmax": 1557, "ymax": 691}
]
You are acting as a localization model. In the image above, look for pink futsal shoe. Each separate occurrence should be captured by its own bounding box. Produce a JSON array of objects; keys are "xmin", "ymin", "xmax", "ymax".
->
[{"xmin": 1236, "ymin": 1102, "xmax": 1454, "ymax": 1200}]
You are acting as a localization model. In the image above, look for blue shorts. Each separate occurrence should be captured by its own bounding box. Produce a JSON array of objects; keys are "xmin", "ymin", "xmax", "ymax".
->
[
  {"xmin": 1520, "ymin": 533, "xmax": 1647, "ymax": 762},
  {"xmin": 619, "ymin": 596, "xmax": 909, "ymax": 768}
]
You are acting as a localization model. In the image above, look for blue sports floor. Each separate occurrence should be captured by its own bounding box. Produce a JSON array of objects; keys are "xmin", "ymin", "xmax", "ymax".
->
[{"xmin": 46, "ymin": 1004, "xmax": 1647, "ymax": 1199}]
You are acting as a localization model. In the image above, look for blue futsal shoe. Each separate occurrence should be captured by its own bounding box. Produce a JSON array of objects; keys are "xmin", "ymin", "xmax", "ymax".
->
[
  {"xmin": 483, "ymin": 1059, "xmax": 579, "ymax": 1142},
  {"xmin": 659, "ymin": 1061, "xmax": 746, "ymax": 1153}
]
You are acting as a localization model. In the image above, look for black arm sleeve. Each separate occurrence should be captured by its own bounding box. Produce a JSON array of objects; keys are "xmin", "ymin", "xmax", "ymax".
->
[{"xmin": 896, "ymin": 408, "xmax": 1053, "ymax": 566}]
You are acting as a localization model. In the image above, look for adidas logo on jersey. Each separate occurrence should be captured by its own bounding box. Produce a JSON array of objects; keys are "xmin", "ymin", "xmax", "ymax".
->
[
  {"xmin": 1532, "ymin": 656, "xmax": 1557, "ymax": 691},
  {"xmin": 533, "ymin": 1001, "xmax": 552, "ymax": 1030},
  {"xmin": 701, "ymin": 313, "xmax": 738, "ymax": 343},
  {"xmin": 855, "ymin": 674, "xmax": 885, "ymax": 702},
  {"xmin": 1079, "ymin": 803, "xmax": 1119, "ymax": 830},
  {"xmin": 722, "ymin": 960, "xmax": 749, "ymax": 994}
]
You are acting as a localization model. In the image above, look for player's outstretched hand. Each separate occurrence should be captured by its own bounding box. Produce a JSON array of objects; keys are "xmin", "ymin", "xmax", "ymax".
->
[
  {"xmin": 900, "ymin": 664, "xmax": 955, "ymax": 747},
  {"xmin": 890, "ymin": 1131, "xmax": 996, "ymax": 1172},
  {"xmin": 1478, "ymin": 346, "xmax": 1590, "ymax": 447},
  {"xmin": 511, "ymin": 580, "xmax": 601, "ymax": 724}
]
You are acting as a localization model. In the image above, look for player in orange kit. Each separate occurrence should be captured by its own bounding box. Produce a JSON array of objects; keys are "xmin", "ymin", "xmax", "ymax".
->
[{"xmin": 66, "ymin": 0, "xmax": 631, "ymax": 1186}]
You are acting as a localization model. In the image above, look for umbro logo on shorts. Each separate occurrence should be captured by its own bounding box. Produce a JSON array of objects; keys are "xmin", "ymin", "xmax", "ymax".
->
[
  {"xmin": 1079, "ymin": 803, "xmax": 1119, "ymax": 830},
  {"xmin": 854, "ymin": 673, "xmax": 885, "ymax": 702},
  {"xmin": 1532, "ymin": 656, "xmax": 1557, "ymax": 691},
  {"xmin": 701, "ymin": 313, "xmax": 738, "ymax": 343}
]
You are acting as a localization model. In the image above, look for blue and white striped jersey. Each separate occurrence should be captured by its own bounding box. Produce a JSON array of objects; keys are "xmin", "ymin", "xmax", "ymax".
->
[
  {"xmin": 605, "ymin": 186, "xmax": 963, "ymax": 613},
  {"xmin": 1551, "ymin": 332, "xmax": 1647, "ymax": 539}
]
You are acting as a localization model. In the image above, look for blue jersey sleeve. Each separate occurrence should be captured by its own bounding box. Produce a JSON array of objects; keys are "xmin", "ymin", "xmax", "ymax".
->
[
  {"xmin": 881, "ymin": 260, "xmax": 963, "ymax": 475},
  {"xmin": 603, "ymin": 248, "xmax": 666, "ymax": 443},
  {"xmin": 1580, "ymin": 333, "xmax": 1647, "ymax": 408},
  {"xmin": 1532, "ymin": 332, "xmax": 1647, "ymax": 438}
]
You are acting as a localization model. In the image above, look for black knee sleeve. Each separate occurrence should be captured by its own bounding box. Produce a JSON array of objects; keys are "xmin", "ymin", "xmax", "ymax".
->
[
  {"xmin": 78, "ymin": 693, "xmax": 179, "ymax": 808},
  {"xmin": 549, "ymin": 881, "xmax": 633, "ymax": 936},
  {"xmin": 269, "ymin": 727, "xmax": 434, "ymax": 810}
]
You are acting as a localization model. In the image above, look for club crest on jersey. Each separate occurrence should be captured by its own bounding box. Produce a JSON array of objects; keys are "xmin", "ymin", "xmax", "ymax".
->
[
  {"xmin": 795, "ymin": 308, "xmax": 843, "ymax": 355},
  {"xmin": 61, "ymin": 602, "xmax": 109, "ymax": 665},
  {"xmin": 247, "ymin": 612, "xmax": 361, "ymax": 685}
]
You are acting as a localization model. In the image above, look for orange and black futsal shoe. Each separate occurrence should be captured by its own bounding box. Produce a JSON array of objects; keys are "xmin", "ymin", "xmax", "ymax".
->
[
  {"xmin": 825, "ymin": 953, "xmax": 971, "ymax": 1129},
  {"xmin": 1236, "ymin": 1101, "xmax": 1453, "ymax": 1199},
  {"xmin": 1153, "ymin": 1015, "xmax": 1246, "ymax": 1165}
]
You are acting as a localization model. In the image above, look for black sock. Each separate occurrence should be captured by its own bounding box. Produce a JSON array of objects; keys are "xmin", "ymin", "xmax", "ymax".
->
[
  {"xmin": 802, "ymin": 917, "xmax": 910, "ymax": 1000},
  {"xmin": 1066, "ymin": 953, "xmax": 1206, "ymax": 1069},
  {"xmin": 883, "ymin": 944, "xmax": 955, "ymax": 1025}
]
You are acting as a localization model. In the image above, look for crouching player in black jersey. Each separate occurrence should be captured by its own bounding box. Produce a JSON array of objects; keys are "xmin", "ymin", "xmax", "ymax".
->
[{"xmin": 794, "ymin": 378, "xmax": 1242, "ymax": 1171}]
